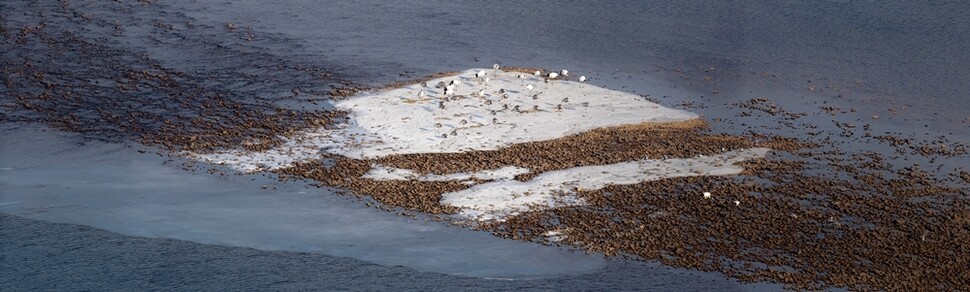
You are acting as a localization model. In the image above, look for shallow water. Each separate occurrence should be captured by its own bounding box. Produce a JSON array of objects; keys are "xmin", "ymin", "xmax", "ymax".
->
[{"xmin": 0, "ymin": 123, "xmax": 606, "ymax": 279}]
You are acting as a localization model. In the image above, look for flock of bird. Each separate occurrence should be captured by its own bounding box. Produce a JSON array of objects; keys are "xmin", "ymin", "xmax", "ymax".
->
[
  {"xmin": 407, "ymin": 65, "xmax": 593, "ymax": 140},
  {"xmin": 419, "ymin": 65, "xmax": 586, "ymax": 102}
]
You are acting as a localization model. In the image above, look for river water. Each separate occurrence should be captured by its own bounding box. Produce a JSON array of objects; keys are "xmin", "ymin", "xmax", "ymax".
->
[{"xmin": 3, "ymin": 0, "xmax": 967, "ymax": 290}]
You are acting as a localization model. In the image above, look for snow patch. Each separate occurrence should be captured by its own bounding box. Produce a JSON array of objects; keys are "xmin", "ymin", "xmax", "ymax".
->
[
  {"xmin": 188, "ymin": 68, "xmax": 697, "ymax": 172},
  {"xmin": 441, "ymin": 148, "xmax": 770, "ymax": 221},
  {"xmin": 333, "ymin": 68, "xmax": 698, "ymax": 159},
  {"xmin": 363, "ymin": 165, "xmax": 531, "ymax": 182}
]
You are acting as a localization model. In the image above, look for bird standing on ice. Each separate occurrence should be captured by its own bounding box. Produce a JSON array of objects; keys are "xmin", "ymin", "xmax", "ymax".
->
[
  {"xmin": 526, "ymin": 84, "xmax": 534, "ymax": 92},
  {"xmin": 579, "ymin": 75, "xmax": 587, "ymax": 82},
  {"xmin": 476, "ymin": 70, "xmax": 487, "ymax": 79},
  {"xmin": 533, "ymin": 70, "xmax": 541, "ymax": 76},
  {"xmin": 548, "ymin": 72, "xmax": 559, "ymax": 79},
  {"xmin": 560, "ymin": 69, "xmax": 569, "ymax": 77}
]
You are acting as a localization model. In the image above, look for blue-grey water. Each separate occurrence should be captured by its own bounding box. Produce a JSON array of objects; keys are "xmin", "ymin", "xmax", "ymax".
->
[{"xmin": 2, "ymin": 0, "xmax": 967, "ymax": 290}]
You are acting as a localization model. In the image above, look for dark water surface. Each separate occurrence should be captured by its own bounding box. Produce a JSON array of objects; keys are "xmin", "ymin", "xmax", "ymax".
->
[
  {"xmin": 3, "ymin": 213, "xmax": 774, "ymax": 291},
  {"xmin": 176, "ymin": 0, "xmax": 969, "ymax": 136}
]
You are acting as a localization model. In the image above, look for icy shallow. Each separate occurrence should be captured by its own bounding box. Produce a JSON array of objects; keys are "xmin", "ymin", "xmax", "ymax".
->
[
  {"xmin": 0, "ymin": 123, "xmax": 790, "ymax": 290},
  {"xmin": 0, "ymin": 124, "xmax": 604, "ymax": 278}
]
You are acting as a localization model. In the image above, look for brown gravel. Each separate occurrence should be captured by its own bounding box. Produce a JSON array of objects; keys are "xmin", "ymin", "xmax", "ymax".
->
[
  {"xmin": 277, "ymin": 156, "xmax": 464, "ymax": 214},
  {"xmin": 2, "ymin": 13, "xmax": 349, "ymax": 153},
  {"xmin": 376, "ymin": 119, "xmax": 805, "ymax": 181},
  {"xmin": 479, "ymin": 152, "xmax": 969, "ymax": 291},
  {"xmin": 499, "ymin": 66, "xmax": 545, "ymax": 75}
]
